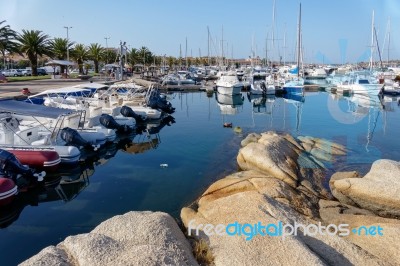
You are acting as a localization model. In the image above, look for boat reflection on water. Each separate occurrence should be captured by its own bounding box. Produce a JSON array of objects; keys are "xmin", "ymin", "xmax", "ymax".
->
[
  {"xmin": 0, "ymin": 172, "xmax": 90, "ymax": 228},
  {"xmin": 283, "ymin": 93, "xmax": 305, "ymax": 133},
  {"xmin": 247, "ymin": 93, "xmax": 276, "ymax": 114},
  {"xmin": 0, "ymin": 115, "xmax": 175, "ymax": 228},
  {"xmin": 216, "ymin": 93, "xmax": 244, "ymax": 127},
  {"xmin": 216, "ymin": 92, "xmax": 244, "ymax": 115}
]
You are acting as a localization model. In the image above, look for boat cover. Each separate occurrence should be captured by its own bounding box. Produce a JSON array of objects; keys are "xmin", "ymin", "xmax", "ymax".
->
[
  {"xmin": 29, "ymin": 87, "xmax": 92, "ymax": 97},
  {"xmin": 0, "ymin": 100, "xmax": 76, "ymax": 119}
]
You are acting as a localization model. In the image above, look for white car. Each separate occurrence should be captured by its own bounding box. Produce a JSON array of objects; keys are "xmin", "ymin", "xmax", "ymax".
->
[
  {"xmin": 2, "ymin": 69, "xmax": 23, "ymax": 77},
  {"xmin": 21, "ymin": 69, "xmax": 32, "ymax": 76}
]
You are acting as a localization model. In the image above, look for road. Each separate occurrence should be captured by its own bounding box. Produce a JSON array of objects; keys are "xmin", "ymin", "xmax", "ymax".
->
[{"xmin": 0, "ymin": 78, "xmax": 110, "ymax": 99}]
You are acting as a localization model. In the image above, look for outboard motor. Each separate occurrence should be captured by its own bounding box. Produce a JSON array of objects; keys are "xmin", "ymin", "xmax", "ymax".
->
[
  {"xmin": 260, "ymin": 82, "xmax": 267, "ymax": 93},
  {"xmin": 120, "ymin": 106, "xmax": 146, "ymax": 123},
  {"xmin": 147, "ymin": 98, "xmax": 175, "ymax": 114},
  {"xmin": 99, "ymin": 114, "xmax": 132, "ymax": 134},
  {"xmin": 60, "ymin": 127, "xmax": 99, "ymax": 151},
  {"xmin": 146, "ymin": 89, "xmax": 175, "ymax": 114},
  {"xmin": 0, "ymin": 149, "xmax": 45, "ymax": 185}
]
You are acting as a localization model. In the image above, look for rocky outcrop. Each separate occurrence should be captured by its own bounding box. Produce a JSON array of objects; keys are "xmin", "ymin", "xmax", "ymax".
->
[
  {"xmin": 181, "ymin": 132, "xmax": 400, "ymax": 266},
  {"xmin": 330, "ymin": 159, "xmax": 400, "ymax": 217},
  {"xmin": 237, "ymin": 131, "xmax": 346, "ymax": 199},
  {"xmin": 21, "ymin": 211, "xmax": 198, "ymax": 266},
  {"xmin": 181, "ymin": 171, "xmax": 383, "ymax": 266},
  {"xmin": 319, "ymin": 199, "xmax": 400, "ymax": 265}
]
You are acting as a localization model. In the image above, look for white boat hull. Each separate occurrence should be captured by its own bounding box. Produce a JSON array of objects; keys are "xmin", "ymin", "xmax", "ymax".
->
[{"xmin": 217, "ymin": 85, "xmax": 242, "ymax": 95}]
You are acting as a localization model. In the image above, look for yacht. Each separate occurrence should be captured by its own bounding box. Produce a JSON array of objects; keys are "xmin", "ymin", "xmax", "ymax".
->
[{"xmin": 216, "ymin": 71, "xmax": 243, "ymax": 95}]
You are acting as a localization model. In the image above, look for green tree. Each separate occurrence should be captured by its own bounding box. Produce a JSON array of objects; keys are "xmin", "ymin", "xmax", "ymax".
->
[
  {"xmin": 167, "ymin": 56, "xmax": 175, "ymax": 68},
  {"xmin": 16, "ymin": 29, "xmax": 51, "ymax": 75},
  {"xmin": 138, "ymin": 46, "xmax": 153, "ymax": 65},
  {"xmin": 88, "ymin": 43, "xmax": 103, "ymax": 73},
  {"xmin": 103, "ymin": 48, "xmax": 117, "ymax": 64},
  {"xmin": 71, "ymin": 43, "xmax": 88, "ymax": 74},
  {"xmin": 127, "ymin": 48, "xmax": 141, "ymax": 66},
  {"xmin": 49, "ymin": 37, "xmax": 74, "ymax": 73},
  {"xmin": 0, "ymin": 20, "xmax": 20, "ymax": 69}
]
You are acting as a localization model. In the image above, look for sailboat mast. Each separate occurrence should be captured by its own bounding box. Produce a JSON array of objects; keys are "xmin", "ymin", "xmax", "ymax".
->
[
  {"xmin": 207, "ymin": 26, "xmax": 210, "ymax": 65},
  {"xmin": 369, "ymin": 10, "xmax": 375, "ymax": 71},
  {"xmin": 297, "ymin": 3, "xmax": 301, "ymax": 78},
  {"xmin": 185, "ymin": 37, "xmax": 188, "ymax": 68},
  {"xmin": 221, "ymin": 25, "xmax": 224, "ymax": 66},
  {"xmin": 179, "ymin": 44, "xmax": 182, "ymax": 69},
  {"xmin": 265, "ymin": 34, "xmax": 268, "ymax": 67},
  {"xmin": 387, "ymin": 18, "xmax": 391, "ymax": 65},
  {"xmin": 272, "ymin": 0, "xmax": 276, "ymax": 49},
  {"xmin": 283, "ymin": 24, "xmax": 286, "ymax": 66},
  {"xmin": 374, "ymin": 27, "xmax": 383, "ymax": 69}
]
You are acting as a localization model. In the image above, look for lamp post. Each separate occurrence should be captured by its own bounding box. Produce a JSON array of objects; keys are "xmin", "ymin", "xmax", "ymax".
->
[
  {"xmin": 64, "ymin": 26, "xmax": 72, "ymax": 75},
  {"xmin": 63, "ymin": 26, "xmax": 72, "ymax": 61},
  {"xmin": 104, "ymin": 37, "xmax": 110, "ymax": 63},
  {"xmin": 119, "ymin": 41, "xmax": 127, "ymax": 81}
]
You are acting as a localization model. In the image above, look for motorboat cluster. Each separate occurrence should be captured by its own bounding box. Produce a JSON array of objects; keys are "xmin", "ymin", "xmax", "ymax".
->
[
  {"xmin": 161, "ymin": 63, "xmax": 400, "ymax": 98},
  {"xmin": 0, "ymin": 81, "xmax": 176, "ymax": 205}
]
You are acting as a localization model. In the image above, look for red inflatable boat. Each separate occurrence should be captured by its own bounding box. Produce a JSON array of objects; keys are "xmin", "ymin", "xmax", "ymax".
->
[
  {"xmin": 6, "ymin": 148, "xmax": 61, "ymax": 171},
  {"xmin": 0, "ymin": 177, "xmax": 17, "ymax": 206}
]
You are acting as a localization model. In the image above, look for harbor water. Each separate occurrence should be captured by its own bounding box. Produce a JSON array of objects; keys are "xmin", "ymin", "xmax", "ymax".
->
[{"xmin": 1, "ymin": 91, "xmax": 400, "ymax": 265}]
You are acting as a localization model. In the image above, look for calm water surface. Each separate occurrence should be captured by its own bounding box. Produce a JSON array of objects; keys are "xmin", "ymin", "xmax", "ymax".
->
[{"xmin": 1, "ymin": 91, "xmax": 400, "ymax": 265}]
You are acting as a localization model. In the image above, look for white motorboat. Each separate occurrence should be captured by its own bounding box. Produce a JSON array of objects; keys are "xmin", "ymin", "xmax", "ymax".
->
[
  {"xmin": 249, "ymin": 66, "xmax": 275, "ymax": 95},
  {"xmin": 337, "ymin": 71, "xmax": 383, "ymax": 96},
  {"xmin": 2, "ymin": 100, "xmax": 108, "ymax": 149},
  {"xmin": 94, "ymin": 84, "xmax": 164, "ymax": 120},
  {"xmin": 0, "ymin": 100, "xmax": 82, "ymax": 163},
  {"xmin": 216, "ymin": 71, "xmax": 243, "ymax": 95},
  {"xmin": 28, "ymin": 87, "xmax": 136, "ymax": 137}
]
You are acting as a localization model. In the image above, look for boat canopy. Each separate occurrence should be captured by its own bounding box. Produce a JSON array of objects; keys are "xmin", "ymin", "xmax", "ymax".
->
[
  {"xmin": 45, "ymin": 60, "xmax": 75, "ymax": 66},
  {"xmin": 0, "ymin": 100, "xmax": 76, "ymax": 119},
  {"xmin": 74, "ymin": 83, "xmax": 108, "ymax": 90},
  {"xmin": 29, "ymin": 87, "xmax": 92, "ymax": 98}
]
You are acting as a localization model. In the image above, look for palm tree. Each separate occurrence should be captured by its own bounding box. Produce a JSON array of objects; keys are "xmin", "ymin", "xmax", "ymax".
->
[
  {"xmin": 49, "ymin": 37, "xmax": 74, "ymax": 73},
  {"xmin": 103, "ymin": 49, "xmax": 117, "ymax": 64},
  {"xmin": 138, "ymin": 46, "xmax": 153, "ymax": 66},
  {"xmin": 71, "ymin": 43, "xmax": 88, "ymax": 74},
  {"xmin": 16, "ymin": 29, "xmax": 51, "ymax": 75},
  {"xmin": 127, "ymin": 48, "xmax": 141, "ymax": 66},
  {"xmin": 167, "ymin": 56, "xmax": 175, "ymax": 69},
  {"xmin": 0, "ymin": 20, "xmax": 20, "ymax": 69},
  {"xmin": 87, "ymin": 43, "xmax": 103, "ymax": 73}
]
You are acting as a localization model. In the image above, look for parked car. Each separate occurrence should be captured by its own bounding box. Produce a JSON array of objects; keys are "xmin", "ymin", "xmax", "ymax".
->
[
  {"xmin": 2, "ymin": 69, "xmax": 23, "ymax": 77},
  {"xmin": 21, "ymin": 69, "xmax": 32, "ymax": 76},
  {"xmin": 36, "ymin": 68, "xmax": 47, "ymax": 76}
]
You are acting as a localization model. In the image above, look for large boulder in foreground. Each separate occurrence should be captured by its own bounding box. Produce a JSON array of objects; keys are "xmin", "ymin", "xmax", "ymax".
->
[
  {"xmin": 20, "ymin": 211, "xmax": 198, "ymax": 266},
  {"xmin": 181, "ymin": 170, "xmax": 382, "ymax": 266},
  {"xmin": 237, "ymin": 131, "xmax": 346, "ymax": 198},
  {"xmin": 319, "ymin": 199, "xmax": 400, "ymax": 265},
  {"xmin": 330, "ymin": 159, "xmax": 400, "ymax": 218}
]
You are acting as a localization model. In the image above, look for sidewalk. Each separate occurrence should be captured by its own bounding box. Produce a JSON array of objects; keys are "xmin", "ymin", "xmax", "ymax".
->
[{"xmin": 0, "ymin": 77, "xmax": 108, "ymax": 99}]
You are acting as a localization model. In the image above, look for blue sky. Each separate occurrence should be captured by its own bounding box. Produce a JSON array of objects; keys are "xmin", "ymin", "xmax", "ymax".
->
[{"xmin": 1, "ymin": 0, "xmax": 399, "ymax": 64}]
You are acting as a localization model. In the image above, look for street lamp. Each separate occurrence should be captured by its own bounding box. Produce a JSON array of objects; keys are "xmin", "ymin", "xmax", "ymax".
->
[
  {"xmin": 104, "ymin": 37, "xmax": 110, "ymax": 64},
  {"xmin": 104, "ymin": 36, "xmax": 110, "ymax": 48},
  {"xmin": 63, "ymin": 26, "xmax": 72, "ymax": 61},
  {"xmin": 64, "ymin": 26, "xmax": 72, "ymax": 75}
]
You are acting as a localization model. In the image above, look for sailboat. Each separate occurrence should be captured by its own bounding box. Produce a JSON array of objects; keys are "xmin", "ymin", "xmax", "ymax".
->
[{"xmin": 283, "ymin": 3, "xmax": 304, "ymax": 95}]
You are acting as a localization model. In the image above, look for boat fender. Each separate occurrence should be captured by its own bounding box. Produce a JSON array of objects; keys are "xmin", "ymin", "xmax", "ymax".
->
[
  {"xmin": 120, "ymin": 106, "xmax": 146, "ymax": 123},
  {"xmin": 60, "ymin": 127, "xmax": 89, "ymax": 148}
]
